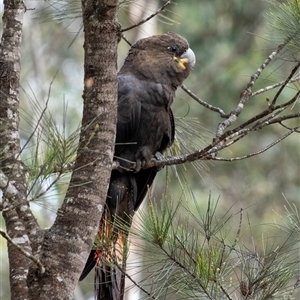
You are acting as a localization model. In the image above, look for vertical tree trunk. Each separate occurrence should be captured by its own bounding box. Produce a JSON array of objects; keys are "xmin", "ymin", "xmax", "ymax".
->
[
  {"xmin": 0, "ymin": 1, "xmax": 38, "ymax": 299},
  {"xmin": 1, "ymin": 0, "xmax": 120, "ymax": 299},
  {"xmin": 26, "ymin": 0, "xmax": 120, "ymax": 299}
]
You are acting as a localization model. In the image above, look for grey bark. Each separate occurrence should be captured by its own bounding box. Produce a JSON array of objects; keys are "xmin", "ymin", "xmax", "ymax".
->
[
  {"xmin": 27, "ymin": 0, "xmax": 120, "ymax": 299},
  {"xmin": 1, "ymin": 0, "xmax": 120, "ymax": 299},
  {"xmin": 0, "ymin": 1, "xmax": 39, "ymax": 299}
]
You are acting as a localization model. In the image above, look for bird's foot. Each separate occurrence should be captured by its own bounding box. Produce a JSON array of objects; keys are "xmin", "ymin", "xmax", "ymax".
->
[{"xmin": 154, "ymin": 152, "xmax": 165, "ymax": 170}]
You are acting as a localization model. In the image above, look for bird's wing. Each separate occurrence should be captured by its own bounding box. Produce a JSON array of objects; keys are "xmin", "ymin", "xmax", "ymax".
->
[{"xmin": 114, "ymin": 74, "xmax": 142, "ymax": 168}]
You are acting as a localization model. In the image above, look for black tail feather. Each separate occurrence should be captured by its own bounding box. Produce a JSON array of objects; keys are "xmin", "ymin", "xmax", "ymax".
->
[
  {"xmin": 94, "ymin": 262, "xmax": 124, "ymax": 300},
  {"xmin": 79, "ymin": 250, "xmax": 97, "ymax": 281},
  {"xmin": 134, "ymin": 168, "xmax": 158, "ymax": 210},
  {"xmin": 80, "ymin": 169, "xmax": 157, "ymax": 298}
]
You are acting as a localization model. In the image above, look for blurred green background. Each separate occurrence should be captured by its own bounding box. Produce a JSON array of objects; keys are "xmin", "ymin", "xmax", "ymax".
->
[{"xmin": 0, "ymin": 1, "xmax": 299, "ymax": 299}]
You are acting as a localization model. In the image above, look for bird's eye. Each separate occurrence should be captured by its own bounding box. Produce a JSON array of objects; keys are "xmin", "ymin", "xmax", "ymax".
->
[{"xmin": 169, "ymin": 45, "xmax": 178, "ymax": 53}]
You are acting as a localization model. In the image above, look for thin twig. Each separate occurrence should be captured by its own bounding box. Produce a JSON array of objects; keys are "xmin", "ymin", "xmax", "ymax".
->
[
  {"xmin": 265, "ymin": 111, "xmax": 300, "ymax": 126},
  {"xmin": 114, "ymin": 259, "xmax": 158, "ymax": 300},
  {"xmin": 121, "ymin": 0, "xmax": 172, "ymax": 32},
  {"xmin": 227, "ymin": 89, "xmax": 300, "ymax": 137},
  {"xmin": 209, "ymin": 110, "xmax": 300, "ymax": 154},
  {"xmin": 216, "ymin": 38, "xmax": 292, "ymax": 138},
  {"xmin": 180, "ymin": 84, "xmax": 228, "ymax": 118},
  {"xmin": 198, "ymin": 89, "xmax": 300, "ymax": 158},
  {"xmin": 209, "ymin": 127, "xmax": 299, "ymax": 162},
  {"xmin": 0, "ymin": 228, "xmax": 45, "ymax": 274},
  {"xmin": 279, "ymin": 122, "xmax": 300, "ymax": 133},
  {"xmin": 270, "ymin": 62, "xmax": 300, "ymax": 107},
  {"xmin": 252, "ymin": 75, "xmax": 300, "ymax": 97},
  {"xmin": 121, "ymin": 34, "xmax": 132, "ymax": 46},
  {"xmin": 157, "ymin": 244, "xmax": 215, "ymax": 300},
  {"xmin": 141, "ymin": 110, "xmax": 300, "ymax": 169},
  {"xmin": 236, "ymin": 96, "xmax": 294, "ymax": 131},
  {"xmin": 217, "ymin": 281, "xmax": 233, "ymax": 300}
]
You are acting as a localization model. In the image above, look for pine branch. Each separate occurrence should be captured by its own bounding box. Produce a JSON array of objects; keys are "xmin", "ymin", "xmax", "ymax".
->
[
  {"xmin": 115, "ymin": 262, "xmax": 159, "ymax": 300},
  {"xmin": 17, "ymin": 73, "xmax": 57, "ymax": 160},
  {"xmin": 121, "ymin": 0, "xmax": 173, "ymax": 32}
]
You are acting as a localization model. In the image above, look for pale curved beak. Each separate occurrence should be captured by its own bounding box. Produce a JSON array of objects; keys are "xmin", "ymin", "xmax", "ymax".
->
[{"xmin": 180, "ymin": 48, "xmax": 196, "ymax": 68}]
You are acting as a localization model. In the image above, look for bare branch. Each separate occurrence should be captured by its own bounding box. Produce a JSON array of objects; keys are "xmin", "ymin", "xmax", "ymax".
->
[
  {"xmin": 140, "ymin": 108, "xmax": 300, "ymax": 169},
  {"xmin": 252, "ymin": 75, "xmax": 300, "ymax": 97},
  {"xmin": 216, "ymin": 38, "xmax": 292, "ymax": 138},
  {"xmin": 180, "ymin": 84, "xmax": 228, "ymax": 118},
  {"xmin": 270, "ymin": 62, "xmax": 300, "ymax": 107},
  {"xmin": 121, "ymin": 0, "xmax": 173, "ymax": 33},
  {"xmin": 209, "ymin": 126, "xmax": 299, "ymax": 162},
  {"xmin": 0, "ymin": 228, "xmax": 45, "ymax": 274},
  {"xmin": 229, "ymin": 90, "xmax": 300, "ymax": 134},
  {"xmin": 265, "ymin": 111, "xmax": 300, "ymax": 126}
]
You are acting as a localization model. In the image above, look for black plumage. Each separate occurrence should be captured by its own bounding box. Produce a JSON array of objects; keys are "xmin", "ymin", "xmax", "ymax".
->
[{"xmin": 79, "ymin": 32, "xmax": 195, "ymax": 300}]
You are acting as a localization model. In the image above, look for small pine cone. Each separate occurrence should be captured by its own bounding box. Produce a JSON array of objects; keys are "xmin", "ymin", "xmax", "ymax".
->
[{"xmin": 240, "ymin": 280, "xmax": 252, "ymax": 296}]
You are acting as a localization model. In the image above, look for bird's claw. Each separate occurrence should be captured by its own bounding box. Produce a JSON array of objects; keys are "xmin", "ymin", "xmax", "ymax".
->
[{"xmin": 154, "ymin": 152, "xmax": 165, "ymax": 170}]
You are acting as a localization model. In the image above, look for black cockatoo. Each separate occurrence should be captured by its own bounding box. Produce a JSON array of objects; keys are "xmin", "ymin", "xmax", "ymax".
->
[{"xmin": 79, "ymin": 32, "xmax": 196, "ymax": 300}]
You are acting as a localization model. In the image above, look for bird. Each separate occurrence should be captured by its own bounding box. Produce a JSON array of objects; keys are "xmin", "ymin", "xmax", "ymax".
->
[{"xmin": 79, "ymin": 32, "xmax": 196, "ymax": 300}]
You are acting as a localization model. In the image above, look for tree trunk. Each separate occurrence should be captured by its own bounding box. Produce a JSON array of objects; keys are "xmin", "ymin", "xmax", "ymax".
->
[
  {"xmin": 27, "ymin": 1, "xmax": 120, "ymax": 299},
  {"xmin": 1, "ymin": 0, "xmax": 120, "ymax": 299},
  {"xmin": 0, "ymin": 1, "xmax": 39, "ymax": 299}
]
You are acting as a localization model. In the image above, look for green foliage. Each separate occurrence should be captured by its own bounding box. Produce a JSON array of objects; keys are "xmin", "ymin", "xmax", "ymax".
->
[
  {"xmin": 18, "ymin": 86, "xmax": 79, "ymax": 205},
  {"xmin": 125, "ymin": 196, "xmax": 300, "ymax": 299},
  {"xmin": 268, "ymin": 0, "xmax": 300, "ymax": 39},
  {"xmin": 195, "ymin": 246, "xmax": 222, "ymax": 288},
  {"xmin": 267, "ymin": 0, "xmax": 300, "ymax": 58},
  {"xmin": 134, "ymin": 195, "xmax": 181, "ymax": 247}
]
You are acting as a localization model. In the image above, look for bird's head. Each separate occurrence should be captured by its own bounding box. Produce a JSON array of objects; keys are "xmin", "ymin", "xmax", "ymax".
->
[{"xmin": 119, "ymin": 32, "xmax": 196, "ymax": 88}]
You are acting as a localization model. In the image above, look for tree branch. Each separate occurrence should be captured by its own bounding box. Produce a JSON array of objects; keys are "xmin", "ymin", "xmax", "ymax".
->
[
  {"xmin": 140, "ymin": 91, "xmax": 300, "ymax": 169},
  {"xmin": 180, "ymin": 84, "xmax": 228, "ymax": 118},
  {"xmin": 270, "ymin": 62, "xmax": 300, "ymax": 107},
  {"xmin": 209, "ymin": 126, "xmax": 299, "ymax": 162},
  {"xmin": 0, "ymin": 228, "xmax": 45, "ymax": 274},
  {"xmin": 252, "ymin": 75, "xmax": 300, "ymax": 97},
  {"xmin": 216, "ymin": 38, "xmax": 292, "ymax": 138},
  {"xmin": 121, "ymin": 0, "xmax": 172, "ymax": 32},
  {"xmin": 0, "ymin": 1, "xmax": 39, "ymax": 298}
]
